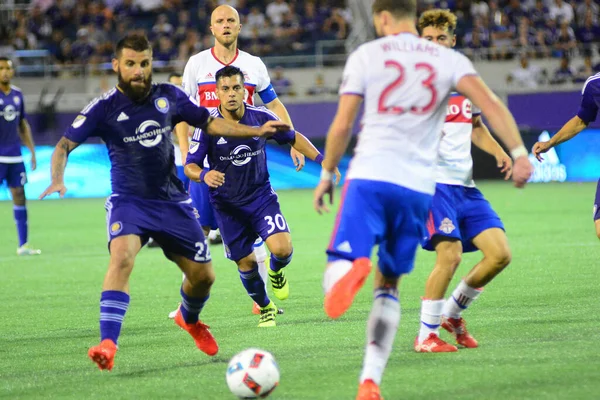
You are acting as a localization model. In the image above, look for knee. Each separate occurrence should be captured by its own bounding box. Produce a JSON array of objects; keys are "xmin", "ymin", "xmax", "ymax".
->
[
  {"xmin": 109, "ymin": 249, "xmax": 136, "ymax": 271},
  {"xmin": 236, "ymin": 256, "xmax": 256, "ymax": 272},
  {"xmin": 487, "ymin": 248, "xmax": 512, "ymax": 270},
  {"xmin": 188, "ymin": 265, "xmax": 216, "ymax": 288},
  {"xmin": 595, "ymin": 223, "xmax": 600, "ymax": 240},
  {"xmin": 437, "ymin": 246, "xmax": 462, "ymax": 272}
]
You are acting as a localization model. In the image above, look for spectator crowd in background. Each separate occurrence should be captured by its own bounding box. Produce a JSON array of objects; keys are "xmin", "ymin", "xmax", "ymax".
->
[{"xmin": 0, "ymin": 0, "xmax": 599, "ymax": 88}]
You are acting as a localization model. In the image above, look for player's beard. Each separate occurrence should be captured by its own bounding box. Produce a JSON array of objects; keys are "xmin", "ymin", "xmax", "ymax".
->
[{"xmin": 118, "ymin": 69, "xmax": 152, "ymax": 102}]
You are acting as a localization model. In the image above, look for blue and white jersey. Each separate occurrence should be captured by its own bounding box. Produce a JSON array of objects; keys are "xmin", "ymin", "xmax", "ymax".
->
[
  {"xmin": 0, "ymin": 85, "xmax": 26, "ymax": 163},
  {"xmin": 64, "ymin": 83, "xmax": 211, "ymax": 201},
  {"xmin": 186, "ymin": 104, "xmax": 295, "ymax": 207}
]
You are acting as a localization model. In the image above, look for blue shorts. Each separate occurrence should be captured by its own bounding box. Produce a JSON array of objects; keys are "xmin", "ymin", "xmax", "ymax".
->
[
  {"xmin": 189, "ymin": 180, "xmax": 218, "ymax": 230},
  {"xmin": 0, "ymin": 162, "xmax": 26, "ymax": 188},
  {"xmin": 327, "ymin": 179, "xmax": 432, "ymax": 278},
  {"xmin": 422, "ymin": 183, "xmax": 504, "ymax": 253},
  {"xmin": 594, "ymin": 179, "xmax": 600, "ymax": 221},
  {"xmin": 213, "ymin": 192, "xmax": 289, "ymax": 261},
  {"xmin": 105, "ymin": 194, "xmax": 211, "ymax": 263},
  {"xmin": 176, "ymin": 165, "xmax": 190, "ymax": 192}
]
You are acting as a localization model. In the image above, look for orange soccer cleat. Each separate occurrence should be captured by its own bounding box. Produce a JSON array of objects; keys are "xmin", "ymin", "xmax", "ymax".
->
[
  {"xmin": 414, "ymin": 333, "xmax": 458, "ymax": 353},
  {"xmin": 442, "ymin": 316, "xmax": 478, "ymax": 348},
  {"xmin": 324, "ymin": 258, "xmax": 372, "ymax": 319},
  {"xmin": 174, "ymin": 310, "xmax": 219, "ymax": 356},
  {"xmin": 356, "ymin": 379, "xmax": 383, "ymax": 400},
  {"xmin": 88, "ymin": 339, "xmax": 117, "ymax": 371}
]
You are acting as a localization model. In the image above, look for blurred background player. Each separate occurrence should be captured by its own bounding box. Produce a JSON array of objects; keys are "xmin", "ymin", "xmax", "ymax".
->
[
  {"xmin": 171, "ymin": 4, "xmax": 304, "ymax": 317},
  {"xmin": 533, "ymin": 72, "xmax": 600, "ymax": 238},
  {"xmin": 314, "ymin": 1, "xmax": 533, "ymax": 398},
  {"xmin": 39, "ymin": 34, "xmax": 289, "ymax": 371},
  {"xmin": 0, "ymin": 56, "xmax": 40, "ymax": 256},
  {"xmin": 186, "ymin": 66, "xmax": 339, "ymax": 327},
  {"xmin": 415, "ymin": 9, "xmax": 516, "ymax": 353}
]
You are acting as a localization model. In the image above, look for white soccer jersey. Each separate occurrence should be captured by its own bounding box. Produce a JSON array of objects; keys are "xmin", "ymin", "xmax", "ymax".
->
[
  {"xmin": 182, "ymin": 48, "xmax": 276, "ymax": 108},
  {"xmin": 340, "ymin": 33, "xmax": 477, "ymax": 195},
  {"xmin": 436, "ymin": 93, "xmax": 481, "ymax": 187}
]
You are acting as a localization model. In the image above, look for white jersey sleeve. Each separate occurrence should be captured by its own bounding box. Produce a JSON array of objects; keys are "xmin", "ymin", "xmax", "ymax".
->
[
  {"xmin": 182, "ymin": 56, "xmax": 198, "ymax": 98},
  {"xmin": 450, "ymin": 51, "xmax": 478, "ymax": 88},
  {"xmin": 339, "ymin": 49, "xmax": 367, "ymax": 96},
  {"xmin": 255, "ymin": 57, "xmax": 271, "ymax": 93}
]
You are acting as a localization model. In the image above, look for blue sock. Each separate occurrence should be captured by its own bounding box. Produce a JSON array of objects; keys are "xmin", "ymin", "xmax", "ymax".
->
[
  {"xmin": 239, "ymin": 267, "xmax": 270, "ymax": 307},
  {"xmin": 99, "ymin": 290, "xmax": 130, "ymax": 345},
  {"xmin": 269, "ymin": 250, "xmax": 293, "ymax": 272},
  {"xmin": 180, "ymin": 287, "xmax": 209, "ymax": 324},
  {"xmin": 13, "ymin": 205, "xmax": 27, "ymax": 247}
]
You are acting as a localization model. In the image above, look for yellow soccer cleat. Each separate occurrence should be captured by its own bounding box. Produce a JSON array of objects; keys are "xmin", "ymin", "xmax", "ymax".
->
[{"xmin": 258, "ymin": 301, "xmax": 277, "ymax": 328}]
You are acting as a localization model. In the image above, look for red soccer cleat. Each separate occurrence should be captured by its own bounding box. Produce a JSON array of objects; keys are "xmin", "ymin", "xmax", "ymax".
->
[
  {"xmin": 414, "ymin": 333, "xmax": 458, "ymax": 353},
  {"xmin": 174, "ymin": 310, "xmax": 219, "ymax": 356},
  {"xmin": 252, "ymin": 302, "xmax": 260, "ymax": 315},
  {"xmin": 88, "ymin": 339, "xmax": 117, "ymax": 371},
  {"xmin": 356, "ymin": 379, "xmax": 383, "ymax": 400},
  {"xmin": 442, "ymin": 316, "xmax": 478, "ymax": 348},
  {"xmin": 324, "ymin": 258, "xmax": 372, "ymax": 319}
]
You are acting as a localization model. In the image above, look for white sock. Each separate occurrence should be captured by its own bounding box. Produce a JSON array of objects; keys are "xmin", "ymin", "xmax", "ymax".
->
[
  {"xmin": 418, "ymin": 299, "xmax": 444, "ymax": 343},
  {"xmin": 443, "ymin": 280, "xmax": 483, "ymax": 319},
  {"xmin": 359, "ymin": 287, "xmax": 400, "ymax": 386},
  {"xmin": 254, "ymin": 242, "xmax": 269, "ymax": 293},
  {"xmin": 322, "ymin": 259, "xmax": 353, "ymax": 293}
]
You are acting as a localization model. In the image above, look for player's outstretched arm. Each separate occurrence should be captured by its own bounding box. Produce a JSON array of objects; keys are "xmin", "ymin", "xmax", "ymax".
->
[
  {"xmin": 39, "ymin": 137, "xmax": 80, "ymax": 199},
  {"xmin": 314, "ymin": 94, "xmax": 362, "ymax": 214},
  {"xmin": 290, "ymin": 131, "xmax": 341, "ymax": 183},
  {"xmin": 184, "ymin": 163, "xmax": 225, "ymax": 188},
  {"xmin": 471, "ymin": 116, "xmax": 512, "ymax": 180},
  {"xmin": 265, "ymin": 98, "xmax": 306, "ymax": 171},
  {"xmin": 18, "ymin": 118, "xmax": 37, "ymax": 171},
  {"xmin": 532, "ymin": 116, "xmax": 588, "ymax": 161},
  {"xmin": 173, "ymin": 122, "xmax": 190, "ymax": 165},
  {"xmin": 204, "ymin": 117, "xmax": 290, "ymax": 138},
  {"xmin": 456, "ymin": 75, "xmax": 533, "ymax": 188}
]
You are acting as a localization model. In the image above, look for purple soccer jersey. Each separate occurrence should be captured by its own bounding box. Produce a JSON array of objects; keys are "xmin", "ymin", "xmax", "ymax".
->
[
  {"xmin": 578, "ymin": 74, "xmax": 600, "ymax": 221},
  {"xmin": 66, "ymin": 83, "xmax": 213, "ymax": 261},
  {"xmin": 65, "ymin": 83, "xmax": 211, "ymax": 201},
  {"xmin": 186, "ymin": 104, "xmax": 295, "ymax": 260},
  {"xmin": 0, "ymin": 86, "xmax": 27, "ymax": 187}
]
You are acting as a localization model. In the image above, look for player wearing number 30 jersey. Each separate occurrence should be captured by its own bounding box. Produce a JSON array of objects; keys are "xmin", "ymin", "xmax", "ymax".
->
[{"xmin": 313, "ymin": 1, "xmax": 533, "ymax": 399}]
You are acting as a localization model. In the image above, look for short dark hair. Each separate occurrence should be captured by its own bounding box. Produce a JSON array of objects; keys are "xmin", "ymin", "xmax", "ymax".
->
[
  {"xmin": 0, "ymin": 56, "xmax": 12, "ymax": 64},
  {"xmin": 168, "ymin": 72, "xmax": 182, "ymax": 81},
  {"xmin": 372, "ymin": 0, "xmax": 417, "ymax": 18},
  {"xmin": 215, "ymin": 66, "xmax": 245, "ymax": 86},
  {"xmin": 115, "ymin": 34, "xmax": 152, "ymax": 58}
]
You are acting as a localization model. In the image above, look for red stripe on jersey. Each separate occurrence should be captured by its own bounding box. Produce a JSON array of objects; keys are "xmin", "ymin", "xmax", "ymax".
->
[
  {"xmin": 197, "ymin": 83, "xmax": 256, "ymax": 108},
  {"xmin": 445, "ymin": 95, "xmax": 473, "ymax": 124}
]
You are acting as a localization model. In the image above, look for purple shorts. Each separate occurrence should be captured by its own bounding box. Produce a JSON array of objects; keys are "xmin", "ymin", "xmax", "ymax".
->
[
  {"xmin": 594, "ymin": 179, "xmax": 600, "ymax": 221},
  {"xmin": 213, "ymin": 193, "xmax": 289, "ymax": 261},
  {"xmin": 0, "ymin": 162, "xmax": 27, "ymax": 188},
  {"xmin": 105, "ymin": 194, "xmax": 211, "ymax": 263}
]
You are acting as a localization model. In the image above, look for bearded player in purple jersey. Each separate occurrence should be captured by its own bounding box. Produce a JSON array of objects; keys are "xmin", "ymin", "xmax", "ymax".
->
[
  {"xmin": 534, "ymin": 72, "xmax": 600, "ymax": 239},
  {"xmin": 186, "ymin": 65, "xmax": 340, "ymax": 327},
  {"xmin": 0, "ymin": 57, "xmax": 41, "ymax": 256},
  {"xmin": 38, "ymin": 34, "xmax": 289, "ymax": 371}
]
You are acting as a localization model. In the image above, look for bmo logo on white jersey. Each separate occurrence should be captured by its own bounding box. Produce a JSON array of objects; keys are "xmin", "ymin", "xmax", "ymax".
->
[
  {"xmin": 1, "ymin": 105, "xmax": 18, "ymax": 122},
  {"xmin": 205, "ymin": 91, "xmax": 219, "ymax": 101},
  {"xmin": 124, "ymin": 120, "xmax": 172, "ymax": 147},
  {"xmin": 445, "ymin": 96, "xmax": 472, "ymax": 123}
]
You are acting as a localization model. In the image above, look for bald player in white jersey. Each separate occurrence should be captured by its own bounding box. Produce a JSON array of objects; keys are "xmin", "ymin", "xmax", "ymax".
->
[
  {"xmin": 169, "ymin": 5, "xmax": 302, "ymax": 318},
  {"xmin": 414, "ymin": 9, "xmax": 517, "ymax": 353},
  {"xmin": 313, "ymin": 1, "xmax": 533, "ymax": 399}
]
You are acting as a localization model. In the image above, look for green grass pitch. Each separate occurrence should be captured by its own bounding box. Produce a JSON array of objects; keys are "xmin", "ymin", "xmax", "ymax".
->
[{"xmin": 1, "ymin": 182, "xmax": 599, "ymax": 399}]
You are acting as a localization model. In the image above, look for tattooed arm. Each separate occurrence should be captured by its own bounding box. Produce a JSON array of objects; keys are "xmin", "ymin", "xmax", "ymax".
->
[{"xmin": 39, "ymin": 137, "xmax": 81, "ymax": 199}]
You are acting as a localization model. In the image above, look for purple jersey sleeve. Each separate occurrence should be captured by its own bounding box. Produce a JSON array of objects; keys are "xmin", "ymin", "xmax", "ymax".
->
[
  {"xmin": 270, "ymin": 129, "xmax": 295, "ymax": 145},
  {"xmin": 19, "ymin": 92, "xmax": 26, "ymax": 122},
  {"xmin": 64, "ymin": 99, "xmax": 104, "ymax": 143},
  {"xmin": 577, "ymin": 79, "xmax": 599, "ymax": 124},
  {"xmin": 173, "ymin": 86, "xmax": 211, "ymax": 128},
  {"xmin": 186, "ymin": 128, "xmax": 210, "ymax": 166}
]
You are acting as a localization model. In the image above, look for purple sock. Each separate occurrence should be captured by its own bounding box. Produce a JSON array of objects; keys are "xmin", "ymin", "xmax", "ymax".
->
[
  {"xmin": 180, "ymin": 287, "xmax": 209, "ymax": 324},
  {"xmin": 239, "ymin": 267, "xmax": 270, "ymax": 307},
  {"xmin": 13, "ymin": 205, "xmax": 27, "ymax": 247},
  {"xmin": 269, "ymin": 250, "xmax": 293, "ymax": 272},
  {"xmin": 99, "ymin": 290, "xmax": 130, "ymax": 344}
]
